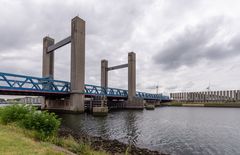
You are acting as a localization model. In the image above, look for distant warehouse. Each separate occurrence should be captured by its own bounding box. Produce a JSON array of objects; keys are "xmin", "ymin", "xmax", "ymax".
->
[{"xmin": 20, "ymin": 97, "xmax": 41, "ymax": 104}]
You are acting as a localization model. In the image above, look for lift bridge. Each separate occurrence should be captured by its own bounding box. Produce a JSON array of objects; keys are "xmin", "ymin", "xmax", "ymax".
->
[
  {"xmin": 0, "ymin": 16, "xmax": 169, "ymax": 112},
  {"xmin": 0, "ymin": 72, "xmax": 166, "ymax": 100}
]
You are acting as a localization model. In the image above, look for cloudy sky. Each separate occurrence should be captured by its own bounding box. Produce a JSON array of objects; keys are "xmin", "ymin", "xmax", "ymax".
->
[{"xmin": 1, "ymin": 0, "xmax": 240, "ymax": 95}]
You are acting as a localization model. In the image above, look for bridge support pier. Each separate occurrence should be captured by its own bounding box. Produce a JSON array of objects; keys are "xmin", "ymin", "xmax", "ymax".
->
[
  {"xmin": 42, "ymin": 96, "xmax": 70, "ymax": 111},
  {"xmin": 69, "ymin": 16, "xmax": 85, "ymax": 112},
  {"xmin": 126, "ymin": 52, "xmax": 144, "ymax": 109},
  {"xmin": 155, "ymin": 100, "xmax": 161, "ymax": 106},
  {"xmin": 41, "ymin": 36, "xmax": 71, "ymax": 110},
  {"xmin": 92, "ymin": 96, "xmax": 108, "ymax": 116},
  {"xmin": 41, "ymin": 37, "xmax": 56, "ymax": 109}
]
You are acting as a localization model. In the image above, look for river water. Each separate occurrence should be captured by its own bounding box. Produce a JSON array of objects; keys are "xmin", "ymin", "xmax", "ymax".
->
[{"xmin": 58, "ymin": 107, "xmax": 240, "ymax": 154}]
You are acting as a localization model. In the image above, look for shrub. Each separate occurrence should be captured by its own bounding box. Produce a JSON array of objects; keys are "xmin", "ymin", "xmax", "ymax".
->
[
  {"xmin": 0, "ymin": 104, "xmax": 35, "ymax": 124},
  {"xmin": 21, "ymin": 110, "xmax": 61, "ymax": 139},
  {"xmin": 0, "ymin": 104, "xmax": 61, "ymax": 140}
]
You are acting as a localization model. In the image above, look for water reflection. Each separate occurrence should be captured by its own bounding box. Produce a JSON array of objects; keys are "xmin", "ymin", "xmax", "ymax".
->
[
  {"xmin": 95, "ymin": 117, "xmax": 109, "ymax": 139},
  {"xmin": 124, "ymin": 111, "xmax": 140, "ymax": 145},
  {"xmin": 59, "ymin": 107, "xmax": 240, "ymax": 155}
]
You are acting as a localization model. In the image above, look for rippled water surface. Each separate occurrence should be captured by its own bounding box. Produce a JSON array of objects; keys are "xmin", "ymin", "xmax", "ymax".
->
[{"xmin": 59, "ymin": 107, "xmax": 240, "ymax": 155}]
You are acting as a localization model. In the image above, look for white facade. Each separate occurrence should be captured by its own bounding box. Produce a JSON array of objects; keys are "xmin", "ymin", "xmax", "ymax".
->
[{"xmin": 20, "ymin": 97, "xmax": 41, "ymax": 104}]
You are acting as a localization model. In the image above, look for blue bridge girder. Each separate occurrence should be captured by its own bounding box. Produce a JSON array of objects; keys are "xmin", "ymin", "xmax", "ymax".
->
[{"xmin": 0, "ymin": 72, "xmax": 169, "ymax": 100}]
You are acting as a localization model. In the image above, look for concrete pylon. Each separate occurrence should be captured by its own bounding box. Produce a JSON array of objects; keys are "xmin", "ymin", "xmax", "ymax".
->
[
  {"xmin": 42, "ymin": 37, "xmax": 54, "ymax": 78},
  {"xmin": 70, "ymin": 16, "xmax": 85, "ymax": 112},
  {"xmin": 126, "ymin": 52, "xmax": 143, "ymax": 109},
  {"xmin": 42, "ymin": 37, "xmax": 54, "ymax": 109},
  {"xmin": 128, "ymin": 52, "xmax": 136, "ymax": 101},
  {"xmin": 101, "ymin": 60, "xmax": 108, "ymax": 88}
]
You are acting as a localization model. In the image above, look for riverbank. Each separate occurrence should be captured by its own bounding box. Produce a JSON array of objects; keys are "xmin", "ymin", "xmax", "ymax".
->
[
  {"xmin": 162, "ymin": 101, "xmax": 240, "ymax": 107},
  {"xmin": 58, "ymin": 125, "xmax": 166, "ymax": 155},
  {"xmin": 0, "ymin": 124, "xmax": 73, "ymax": 155},
  {"xmin": 0, "ymin": 121, "xmax": 166, "ymax": 155},
  {"xmin": 0, "ymin": 104, "xmax": 109, "ymax": 155},
  {"xmin": 0, "ymin": 124, "xmax": 111, "ymax": 155},
  {"xmin": 0, "ymin": 104, "xmax": 167, "ymax": 155}
]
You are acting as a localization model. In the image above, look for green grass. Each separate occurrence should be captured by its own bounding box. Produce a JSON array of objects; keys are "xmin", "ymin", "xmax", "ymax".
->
[
  {"xmin": 54, "ymin": 136, "xmax": 108, "ymax": 155},
  {"xmin": 162, "ymin": 102, "xmax": 182, "ymax": 106},
  {"xmin": 0, "ymin": 104, "xmax": 61, "ymax": 140},
  {"xmin": 204, "ymin": 102, "xmax": 240, "ymax": 107},
  {"xmin": 163, "ymin": 101, "xmax": 240, "ymax": 107},
  {"xmin": 0, "ymin": 124, "xmax": 109, "ymax": 155},
  {"xmin": 0, "ymin": 104, "xmax": 109, "ymax": 155},
  {"xmin": 0, "ymin": 124, "xmax": 67, "ymax": 155}
]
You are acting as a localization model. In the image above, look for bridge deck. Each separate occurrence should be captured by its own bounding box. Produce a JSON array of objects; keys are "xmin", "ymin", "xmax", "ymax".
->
[{"xmin": 0, "ymin": 72, "xmax": 169, "ymax": 100}]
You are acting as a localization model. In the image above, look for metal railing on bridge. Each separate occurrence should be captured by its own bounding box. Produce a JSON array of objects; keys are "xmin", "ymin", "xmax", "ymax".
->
[
  {"xmin": 0, "ymin": 72, "xmax": 167, "ymax": 100},
  {"xmin": 84, "ymin": 84, "xmax": 128, "ymax": 97},
  {"xmin": 0, "ymin": 72, "xmax": 70, "ymax": 94},
  {"xmin": 82, "ymin": 85, "xmax": 168, "ymax": 100}
]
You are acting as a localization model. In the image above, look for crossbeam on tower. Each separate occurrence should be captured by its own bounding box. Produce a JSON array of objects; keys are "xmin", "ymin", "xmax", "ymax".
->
[
  {"xmin": 47, "ymin": 36, "xmax": 71, "ymax": 52},
  {"xmin": 107, "ymin": 63, "xmax": 128, "ymax": 71}
]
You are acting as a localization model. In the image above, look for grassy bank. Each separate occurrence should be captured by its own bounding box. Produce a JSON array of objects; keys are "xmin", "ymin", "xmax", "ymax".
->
[
  {"xmin": 162, "ymin": 101, "xmax": 240, "ymax": 107},
  {"xmin": 0, "ymin": 104, "xmax": 165, "ymax": 155},
  {"xmin": 0, "ymin": 124, "xmax": 107, "ymax": 155},
  {"xmin": 0, "ymin": 124, "xmax": 68, "ymax": 155},
  {"xmin": 161, "ymin": 102, "xmax": 183, "ymax": 106},
  {"xmin": 0, "ymin": 104, "xmax": 108, "ymax": 155}
]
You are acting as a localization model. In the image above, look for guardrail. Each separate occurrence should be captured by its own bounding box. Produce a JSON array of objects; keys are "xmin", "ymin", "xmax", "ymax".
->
[
  {"xmin": 0, "ymin": 72, "xmax": 169, "ymax": 100},
  {"xmin": 0, "ymin": 72, "xmax": 70, "ymax": 93}
]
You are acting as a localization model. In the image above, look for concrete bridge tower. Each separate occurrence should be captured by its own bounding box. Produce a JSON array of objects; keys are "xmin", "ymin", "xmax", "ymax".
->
[
  {"xmin": 42, "ymin": 16, "xmax": 85, "ymax": 113},
  {"xmin": 70, "ymin": 17, "xmax": 85, "ymax": 112},
  {"xmin": 101, "ymin": 60, "xmax": 108, "ymax": 88},
  {"xmin": 101, "ymin": 52, "xmax": 143, "ymax": 109},
  {"xmin": 127, "ymin": 52, "xmax": 136, "ymax": 103}
]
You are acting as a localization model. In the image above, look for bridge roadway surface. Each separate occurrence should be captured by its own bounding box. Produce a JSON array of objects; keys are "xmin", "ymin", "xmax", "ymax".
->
[{"xmin": 0, "ymin": 72, "xmax": 169, "ymax": 101}]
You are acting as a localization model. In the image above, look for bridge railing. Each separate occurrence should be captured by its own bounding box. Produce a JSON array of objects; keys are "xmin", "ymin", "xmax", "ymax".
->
[
  {"xmin": 0, "ymin": 72, "xmax": 70, "ymax": 93},
  {"xmin": 84, "ymin": 84, "xmax": 163, "ymax": 100},
  {"xmin": 136, "ymin": 91, "xmax": 162, "ymax": 100},
  {"xmin": 105, "ymin": 87, "xmax": 128, "ymax": 97},
  {"xmin": 0, "ymin": 72, "xmax": 168, "ymax": 100},
  {"xmin": 84, "ymin": 84, "xmax": 105, "ymax": 95},
  {"xmin": 84, "ymin": 84, "xmax": 128, "ymax": 97}
]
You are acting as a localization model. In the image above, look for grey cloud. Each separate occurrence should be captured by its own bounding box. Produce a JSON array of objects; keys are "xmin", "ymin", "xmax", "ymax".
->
[
  {"xmin": 1, "ymin": 0, "xmax": 240, "ymax": 95},
  {"xmin": 183, "ymin": 81, "xmax": 194, "ymax": 89},
  {"xmin": 146, "ymin": 85, "xmax": 160, "ymax": 90},
  {"xmin": 0, "ymin": 0, "xmax": 153, "ymax": 51},
  {"xmin": 162, "ymin": 0, "xmax": 202, "ymax": 17},
  {"xmin": 0, "ymin": 0, "xmax": 154, "ymax": 87},
  {"xmin": 166, "ymin": 85, "xmax": 178, "ymax": 90},
  {"xmin": 153, "ymin": 17, "xmax": 240, "ymax": 70}
]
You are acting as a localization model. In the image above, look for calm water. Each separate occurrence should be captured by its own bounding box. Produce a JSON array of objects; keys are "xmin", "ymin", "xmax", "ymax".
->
[{"xmin": 59, "ymin": 107, "xmax": 240, "ymax": 155}]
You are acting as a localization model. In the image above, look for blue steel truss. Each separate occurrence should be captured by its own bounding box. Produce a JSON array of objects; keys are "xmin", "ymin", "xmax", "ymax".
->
[
  {"xmin": 0, "ymin": 72, "xmax": 70, "ymax": 94},
  {"xmin": 0, "ymin": 72, "xmax": 169, "ymax": 100},
  {"xmin": 84, "ymin": 84, "xmax": 128, "ymax": 97}
]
